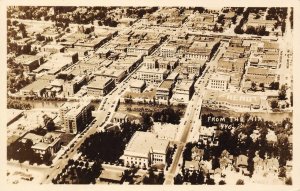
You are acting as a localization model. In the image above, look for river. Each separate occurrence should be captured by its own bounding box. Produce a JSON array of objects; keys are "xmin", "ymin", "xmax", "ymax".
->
[{"xmin": 15, "ymin": 100, "xmax": 100, "ymax": 109}]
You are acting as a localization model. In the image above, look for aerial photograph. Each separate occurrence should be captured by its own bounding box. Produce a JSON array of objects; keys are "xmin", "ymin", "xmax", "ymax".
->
[{"xmin": 6, "ymin": 6, "xmax": 293, "ymax": 185}]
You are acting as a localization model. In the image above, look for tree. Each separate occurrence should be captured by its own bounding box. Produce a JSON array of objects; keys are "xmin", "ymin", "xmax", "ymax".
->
[
  {"xmin": 197, "ymin": 170, "xmax": 205, "ymax": 184},
  {"xmin": 36, "ymin": 33, "xmax": 45, "ymax": 41},
  {"xmin": 189, "ymin": 171, "xmax": 198, "ymax": 184},
  {"xmin": 84, "ymin": 28, "xmax": 92, "ymax": 34},
  {"xmin": 232, "ymin": 15, "xmax": 237, "ymax": 24},
  {"xmin": 194, "ymin": 7, "xmax": 205, "ymax": 13},
  {"xmin": 206, "ymin": 175, "xmax": 215, "ymax": 185},
  {"xmin": 46, "ymin": 119, "xmax": 55, "ymax": 131},
  {"xmin": 245, "ymin": 26, "xmax": 256, "ymax": 34},
  {"xmin": 140, "ymin": 112, "xmax": 153, "ymax": 131},
  {"xmin": 234, "ymin": 26, "xmax": 244, "ymax": 34},
  {"xmin": 285, "ymin": 177, "xmax": 292, "ymax": 185},
  {"xmin": 270, "ymin": 82, "xmax": 280, "ymax": 90},
  {"xmin": 12, "ymin": 20, "xmax": 19, "ymax": 26},
  {"xmin": 257, "ymin": 26, "xmax": 269, "ymax": 36},
  {"xmin": 279, "ymin": 85, "xmax": 287, "ymax": 100},
  {"xmin": 281, "ymin": 20, "xmax": 286, "ymax": 34},
  {"xmin": 259, "ymin": 83, "xmax": 265, "ymax": 92},
  {"xmin": 278, "ymin": 167, "xmax": 286, "ymax": 178},
  {"xmin": 236, "ymin": 179, "xmax": 244, "ymax": 185},
  {"xmin": 290, "ymin": 92, "xmax": 293, "ymax": 107},
  {"xmin": 271, "ymin": 100, "xmax": 279, "ymax": 110},
  {"xmin": 182, "ymin": 142, "xmax": 193, "ymax": 161},
  {"xmin": 219, "ymin": 180, "xmax": 226, "ymax": 185},
  {"xmin": 174, "ymin": 173, "xmax": 183, "ymax": 184},
  {"xmin": 251, "ymin": 82, "xmax": 257, "ymax": 91}
]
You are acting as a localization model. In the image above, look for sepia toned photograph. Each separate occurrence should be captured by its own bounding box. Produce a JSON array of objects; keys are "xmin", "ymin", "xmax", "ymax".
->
[{"xmin": 5, "ymin": 5, "xmax": 294, "ymax": 186}]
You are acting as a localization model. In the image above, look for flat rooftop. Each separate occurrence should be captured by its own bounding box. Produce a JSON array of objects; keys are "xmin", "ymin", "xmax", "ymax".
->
[{"xmin": 124, "ymin": 131, "xmax": 169, "ymax": 157}]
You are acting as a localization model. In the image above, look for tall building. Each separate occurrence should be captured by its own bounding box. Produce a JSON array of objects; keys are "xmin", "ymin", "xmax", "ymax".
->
[{"xmin": 60, "ymin": 101, "xmax": 93, "ymax": 134}]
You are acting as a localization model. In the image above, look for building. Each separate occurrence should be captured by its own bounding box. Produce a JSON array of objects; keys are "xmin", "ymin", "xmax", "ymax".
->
[
  {"xmin": 244, "ymin": 19, "xmax": 277, "ymax": 32},
  {"xmin": 172, "ymin": 80, "xmax": 195, "ymax": 102},
  {"xmin": 129, "ymin": 80, "xmax": 146, "ymax": 93},
  {"xmin": 260, "ymin": 54, "xmax": 279, "ymax": 69},
  {"xmin": 98, "ymin": 169, "xmax": 124, "ymax": 184},
  {"xmin": 14, "ymin": 54, "xmax": 44, "ymax": 72},
  {"xmin": 203, "ymin": 90, "xmax": 262, "ymax": 109},
  {"xmin": 20, "ymin": 75, "xmax": 55, "ymax": 97},
  {"xmin": 127, "ymin": 43, "xmax": 158, "ymax": 56},
  {"xmin": 143, "ymin": 56, "xmax": 158, "ymax": 69},
  {"xmin": 217, "ymin": 58, "xmax": 246, "ymax": 73},
  {"xmin": 244, "ymin": 67, "xmax": 277, "ymax": 86},
  {"xmin": 31, "ymin": 132, "xmax": 61, "ymax": 157},
  {"xmin": 136, "ymin": 67, "xmax": 169, "ymax": 83},
  {"xmin": 87, "ymin": 77, "xmax": 115, "ymax": 97},
  {"xmin": 160, "ymin": 44, "xmax": 179, "ymax": 58},
  {"xmin": 199, "ymin": 126, "xmax": 219, "ymax": 146},
  {"xmin": 156, "ymin": 80, "xmax": 174, "ymax": 101},
  {"xmin": 42, "ymin": 44, "xmax": 65, "ymax": 54},
  {"xmin": 61, "ymin": 101, "xmax": 93, "ymax": 134},
  {"xmin": 63, "ymin": 75, "xmax": 87, "ymax": 97},
  {"xmin": 74, "ymin": 36, "xmax": 111, "ymax": 50},
  {"xmin": 34, "ymin": 52, "xmax": 79, "ymax": 75},
  {"xmin": 121, "ymin": 131, "xmax": 170, "ymax": 169},
  {"xmin": 94, "ymin": 68, "xmax": 126, "ymax": 83},
  {"xmin": 223, "ymin": 46, "xmax": 245, "ymax": 59},
  {"xmin": 207, "ymin": 73, "xmax": 231, "ymax": 91}
]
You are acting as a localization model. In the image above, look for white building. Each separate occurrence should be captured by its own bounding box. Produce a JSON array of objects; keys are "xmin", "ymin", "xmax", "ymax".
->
[
  {"xmin": 121, "ymin": 131, "xmax": 170, "ymax": 169},
  {"xmin": 207, "ymin": 73, "xmax": 231, "ymax": 91},
  {"xmin": 172, "ymin": 80, "xmax": 195, "ymax": 102},
  {"xmin": 129, "ymin": 80, "xmax": 146, "ymax": 93},
  {"xmin": 136, "ymin": 67, "xmax": 169, "ymax": 83}
]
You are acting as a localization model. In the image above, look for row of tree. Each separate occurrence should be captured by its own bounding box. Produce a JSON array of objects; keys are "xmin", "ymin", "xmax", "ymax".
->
[
  {"xmin": 53, "ymin": 159, "xmax": 101, "ymax": 184},
  {"xmin": 7, "ymin": 98, "xmax": 32, "ymax": 110}
]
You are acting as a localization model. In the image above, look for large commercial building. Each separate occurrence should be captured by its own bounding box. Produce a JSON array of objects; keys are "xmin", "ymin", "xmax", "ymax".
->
[
  {"xmin": 156, "ymin": 80, "xmax": 175, "ymax": 101},
  {"xmin": 63, "ymin": 75, "xmax": 87, "ymax": 96},
  {"xmin": 207, "ymin": 73, "xmax": 231, "ymax": 91},
  {"xmin": 121, "ymin": 131, "xmax": 170, "ymax": 169},
  {"xmin": 172, "ymin": 80, "xmax": 195, "ymax": 102},
  {"xmin": 14, "ymin": 54, "xmax": 44, "ymax": 73},
  {"xmin": 86, "ymin": 77, "xmax": 116, "ymax": 97},
  {"xmin": 31, "ymin": 132, "xmax": 61, "ymax": 158},
  {"xmin": 60, "ymin": 101, "xmax": 93, "ymax": 134},
  {"xmin": 136, "ymin": 67, "xmax": 169, "ymax": 83}
]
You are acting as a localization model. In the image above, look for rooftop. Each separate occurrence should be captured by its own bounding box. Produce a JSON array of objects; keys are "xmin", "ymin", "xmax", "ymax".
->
[
  {"xmin": 158, "ymin": 80, "xmax": 173, "ymax": 89},
  {"xmin": 87, "ymin": 77, "xmax": 113, "ymax": 89},
  {"xmin": 204, "ymin": 90, "xmax": 261, "ymax": 106},
  {"xmin": 130, "ymin": 80, "xmax": 145, "ymax": 89},
  {"xmin": 124, "ymin": 131, "xmax": 169, "ymax": 158},
  {"xmin": 99, "ymin": 169, "xmax": 123, "ymax": 182},
  {"xmin": 210, "ymin": 73, "xmax": 231, "ymax": 81},
  {"xmin": 14, "ymin": 54, "xmax": 41, "ymax": 65}
]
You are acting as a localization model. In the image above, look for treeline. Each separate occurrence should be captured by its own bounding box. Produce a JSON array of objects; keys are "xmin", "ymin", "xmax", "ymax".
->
[
  {"xmin": 7, "ymin": 98, "xmax": 32, "ymax": 110},
  {"xmin": 152, "ymin": 107, "xmax": 182, "ymax": 125}
]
